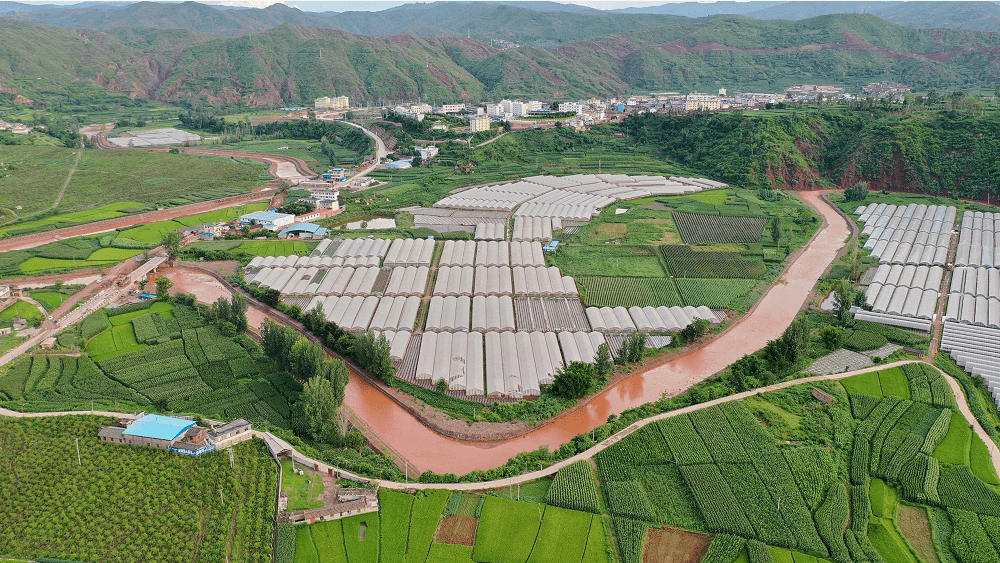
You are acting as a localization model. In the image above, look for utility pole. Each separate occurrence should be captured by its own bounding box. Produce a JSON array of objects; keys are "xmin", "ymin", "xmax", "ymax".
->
[
  {"xmin": 220, "ymin": 486, "xmax": 225, "ymax": 506},
  {"xmin": 75, "ymin": 438, "xmax": 81, "ymax": 466}
]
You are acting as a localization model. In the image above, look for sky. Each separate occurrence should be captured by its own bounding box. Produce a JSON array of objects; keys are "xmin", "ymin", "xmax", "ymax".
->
[{"xmin": 11, "ymin": 0, "xmax": 750, "ymax": 10}]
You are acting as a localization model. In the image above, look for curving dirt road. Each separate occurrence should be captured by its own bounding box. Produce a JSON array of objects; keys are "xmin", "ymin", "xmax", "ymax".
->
[{"xmin": 0, "ymin": 191, "xmax": 270, "ymax": 253}]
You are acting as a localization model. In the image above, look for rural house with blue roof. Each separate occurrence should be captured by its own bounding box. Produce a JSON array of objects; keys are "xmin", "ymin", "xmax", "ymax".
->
[{"xmin": 99, "ymin": 413, "xmax": 252, "ymax": 456}]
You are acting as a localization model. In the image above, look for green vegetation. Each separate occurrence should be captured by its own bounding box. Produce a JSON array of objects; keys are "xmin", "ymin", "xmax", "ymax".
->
[
  {"xmin": 673, "ymin": 212, "xmax": 767, "ymax": 245},
  {"xmin": 546, "ymin": 461, "xmax": 602, "ymax": 514},
  {"xmin": 0, "ymin": 416, "xmax": 276, "ymax": 563},
  {"xmin": 660, "ymin": 245, "xmax": 767, "ymax": 279},
  {"xmin": 674, "ymin": 278, "xmax": 758, "ymax": 309},
  {"xmin": 0, "ymin": 146, "xmax": 265, "ymax": 234},
  {"xmin": 577, "ymin": 277, "xmax": 683, "ymax": 308},
  {"xmin": 281, "ymin": 459, "xmax": 325, "ymax": 511},
  {"xmin": 550, "ymin": 245, "xmax": 665, "ymax": 278}
]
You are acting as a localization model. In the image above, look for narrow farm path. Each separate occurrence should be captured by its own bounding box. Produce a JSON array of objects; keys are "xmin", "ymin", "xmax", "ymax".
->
[
  {"xmin": 4, "ymin": 359, "xmax": 997, "ymax": 491},
  {"xmin": 51, "ymin": 145, "xmax": 84, "ymax": 210}
]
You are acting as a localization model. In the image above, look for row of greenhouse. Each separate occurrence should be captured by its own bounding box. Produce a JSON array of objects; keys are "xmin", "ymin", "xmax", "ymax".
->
[
  {"xmin": 949, "ymin": 267, "xmax": 1000, "ymax": 299},
  {"xmin": 940, "ymin": 322, "xmax": 1000, "ymax": 408},
  {"xmin": 473, "ymin": 222, "xmax": 506, "ymax": 241},
  {"xmin": 414, "ymin": 330, "xmax": 611, "ymax": 397},
  {"xmin": 249, "ymin": 266, "xmax": 380, "ymax": 296},
  {"xmin": 426, "ymin": 295, "xmax": 514, "ymax": 332},
  {"xmin": 869, "ymin": 240, "xmax": 950, "ymax": 267},
  {"xmin": 956, "ymin": 212, "xmax": 1000, "ymax": 268},
  {"xmin": 512, "ymin": 266, "xmax": 578, "ymax": 296},
  {"xmin": 246, "ymin": 255, "xmax": 381, "ymax": 269},
  {"xmin": 857, "ymin": 202, "xmax": 957, "ymax": 230},
  {"xmin": 852, "ymin": 309, "xmax": 933, "ymax": 332},
  {"xmin": 433, "ymin": 174, "xmax": 728, "ymax": 214},
  {"xmin": 865, "ymin": 285, "xmax": 939, "ymax": 320},
  {"xmin": 474, "ymin": 240, "xmax": 546, "ymax": 268},
  {"xmin": 384, "ymin": 266, "xmax": 431, "ymax": 297},
  {"xmin": 511, "ymin": 216, "xmax": 555, "ymax": 242},
  {"xmin": 870, "ymin": 264, "xmax": 944, "ymax": 292},
  {"xmin": 439, "ymin": 240, "xmax": 478, "ymax": 267},
  {"xmin": 585, "ymin": 305, "xmax": 718, "ymax": 333},
  {"xmin": 944, "ymin": 293, "xmax": 1000, "ymax": 328},
  {"xmin": 304, "ymin": 295, "xmax": 421, "ymax": 332},
  {"xmin": 316, "ymin": 237, "xmax": 392, "ymax": 259},
  {"xmin": 383, "ymin": 238, "xmax": 436, "ymax": 268},
  {"xmin": 513, "ymin": 202, "xmax": 601, "ymax": 221}
]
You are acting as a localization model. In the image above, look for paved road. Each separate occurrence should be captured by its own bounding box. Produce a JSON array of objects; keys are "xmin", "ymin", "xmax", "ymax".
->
[
  {"xmin": 3, "ymin": 359, "xmax": 997, "ymax": 492},
  {"xmin": 321, "ymin": 118, "xmax": 387, "ymax": 180}
]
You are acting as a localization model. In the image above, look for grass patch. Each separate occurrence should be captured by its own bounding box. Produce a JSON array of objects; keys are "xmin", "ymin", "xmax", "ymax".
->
[
  {"xmin": 841, "ymin": 371, "xmax": 884, "ymax": 398},
  {"xmin": 933, "ymin": 410, "xmax": 971, "ymax": 466},
  {"xmin": 550, "ymin": 245, "xmax": 666, "ymax": 278},
  {"xmin": 868, "ymin": 519, "xmax": 920, "ymax": 563},
  {"xmin": 426, "ymin": 542, "xmax": 475, "ymax": 563},
  {"xmin": 878, "ymin": 367, "xmax": 911, "ymax": 400},
  {"xmin": 0, "ymin": 300, "xmax": 43, "ymax": 322},
  {"xmin": 342, "ymin": 513, "xmax": 379, "ymax": 562},
  {"xmin": 969, "ymin": 433, "xmax": 1000, "ymax": 486},
  {"xmin": 308, "ymin": 520, "xmax": 347, "ymax": 562},
  {"xmin": 281, "ymin": 459, "xmax": 324, "ymax": 511}
]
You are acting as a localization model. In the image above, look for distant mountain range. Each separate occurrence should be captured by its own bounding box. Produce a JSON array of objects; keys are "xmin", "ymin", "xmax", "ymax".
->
[
  {"xmin": 3, "ymin": 13, "xmax": 1000, "ymax": 109},
  {"xmin": 6, "ymin": 1, "xmax": 1000, "ymax": 41}
]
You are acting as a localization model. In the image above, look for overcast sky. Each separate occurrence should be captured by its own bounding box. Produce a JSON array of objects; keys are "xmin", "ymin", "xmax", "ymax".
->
[{"xmin": 11, "ymin": 0, "xmax": 745, "ymax": 10}]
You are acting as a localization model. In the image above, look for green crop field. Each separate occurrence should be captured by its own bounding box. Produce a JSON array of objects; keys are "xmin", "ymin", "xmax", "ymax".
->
[
  {"xmin": 934, "ymin": 410, "xmax": 971, "ymax": 466},
  {"xmin": 660, "ymin": 245, "xmax": 767, "ymax": 278},
  {"xmin": 576, "ymin": 277, "xmax": 683, "ymax": 308},
  {"xmin": 0, "ymin": 416, "xmax": 276, "ymax": 563},
  {"xmin": 672, "ymin": 212, "xmax": 767, "ymax": 245},
  {"xmin": 0, "ymin": 303, "xmax": 299, "ymax": 427},
  {"xmin": 0, "ymin": 299, "xmax": 43, "ymax": 322},
  {"xmin": 0, "ymin": 146, "xmax": 266, "ymax": 235},
  {"xmin": 472, "ymin": 497, "xmax": 543, "ymax": 563},
  {"xmin": 674, "ymin": 278, "xmax": 758, "ymax": 309},
  {"xmin": 116, "ymin": 202, "xmax": 268, "ymax": 245},
  {"xmin": 27, "ymin": 289, "xmax": 77, "ymax": 312},
  {"xmin": 550, "ymin": 245, "xmax": 665, "ymax": 278}
]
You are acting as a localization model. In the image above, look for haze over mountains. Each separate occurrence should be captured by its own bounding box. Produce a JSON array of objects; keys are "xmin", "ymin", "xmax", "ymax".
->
[
  {"xmin": 6, "ymin": 1, "xmax": 1000, "ymax": 38},
  {"xmin": 3, "ymin": 1, "xmax": 1000, "ymax": 109}
]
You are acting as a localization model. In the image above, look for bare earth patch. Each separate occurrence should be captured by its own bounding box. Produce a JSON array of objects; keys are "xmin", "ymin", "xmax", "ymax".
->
[
  {"xmin": 643, "ymin": 527, "xmax": 711, "ymax": 563},
  {"xmin": 594, "ymin": 223, "xmax": 627, "ymax": 238},
  {"xmin": 436, "ymin": 515, "xmax": 478, "ymax": 546},
  {"xmin": 897, "ymin": 505, "xmax": 939, "ymax": 563}
]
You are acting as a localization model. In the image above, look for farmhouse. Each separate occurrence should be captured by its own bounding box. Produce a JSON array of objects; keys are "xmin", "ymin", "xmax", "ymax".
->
[
  {"xmin": 98, "ymin": 413, "xmax": 252, "ymax": 456},
  {"xmin": 239, "ymin": 211, "xmax": 296, "ymax": 231}
]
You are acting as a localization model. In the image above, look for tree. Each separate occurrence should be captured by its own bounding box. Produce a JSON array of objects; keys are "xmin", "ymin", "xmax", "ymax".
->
[
  {"xmin": 594, "ymin": 343, "xmax": 613, "ymax": 379},
  {"xmin": 679, "ymin": 319, "xmax": 709, "ymax": 345},
  {"xmin": 162, "ymin": 231, "xmax": 183, "ymax": 261},
  {"xmin": 154, "ymin": 276, "xmax": 173, "ymax": 300},
  {"xmin": 770, "ymin": 216, "xmax": 783, "ymax": 247},
  {"xmin": 820, "ymin": 325, "xmax": 843, "ymax": 349},
  {"xmin": 435, "ymin": 379, "xmax": 449, "ymax": 393},
  {"xmin": 833, "ymin": 279, "xmax": 853, "ymax": 324},
  {"xmin": 550, "ymin": 361, "xmax": 595, "ymax": 399},
  {"xmin": 728, "ymin": 353, "xmax": 765, "ymax": 391},
  {"xmin": 843, "ymin": 181, "xmax": 869, "ymax": 202},
  {"xmin": 411, "ymin": 154, "xmax": 422, "ymax": 167},
  {"xmin": 353, "ymin": 331, "xmax": 395, "ymax": 384},
  {"xmin": 301, "ymin": 376, "xmax": 342, "ymax": 444},
  {"xmin": 623, "ymin": 331, "xmax": 647, "ymax": 363}
]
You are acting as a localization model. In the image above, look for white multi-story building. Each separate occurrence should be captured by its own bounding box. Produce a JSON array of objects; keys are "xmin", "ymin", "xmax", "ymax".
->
[
  {"xmin": 469, "ymin": 114, "xmax": 491, "ymax": 133},
  {"xmin": 486, "ymin": 103, "xmax": 503, "ymax": 116},
  {"xmin": 684, "ymin": 94, "xmax": 722, "ymax": 111},
  {"xmin": 411, "ymin": 103, "xmax": 432, "ymax": 114},
  {"xmin": 436, "ymin": 103, "xmax": 466, "ymax": 114},
  {"xmin": 559, "ymin": 102, "xmax": 583, "ymax": 115},
  {"xmin": 416, "ymin": 145, "xmax": 439, "ymax": 160},
  {"xmin": 315, "ymin": 96, "xmax": 350, "ymax": 110}
]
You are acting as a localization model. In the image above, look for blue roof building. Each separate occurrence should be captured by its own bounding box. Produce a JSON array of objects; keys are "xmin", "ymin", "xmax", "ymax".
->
[
  {"xmin": 278, "ymin": 222, "xmax": 330, "ymax": 239},
  {"xmin": 123, "ymin": 413, "xmax": 196, "ymax": 443}
]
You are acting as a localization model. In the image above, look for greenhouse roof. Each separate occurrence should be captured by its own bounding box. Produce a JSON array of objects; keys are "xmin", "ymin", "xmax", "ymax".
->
[{"xmin": 123, "ymin": 414, "xmax": 196, "ymax": 442}]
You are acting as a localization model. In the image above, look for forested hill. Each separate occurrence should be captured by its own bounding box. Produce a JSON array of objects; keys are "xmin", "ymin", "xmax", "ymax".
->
[
  {"xmin": 623, "ymin": 107, "xmax": 1000, "ymax": 201},
  {"xmin": 4, "ymin": 13, "xmax": 1000, "ymax": 107}
]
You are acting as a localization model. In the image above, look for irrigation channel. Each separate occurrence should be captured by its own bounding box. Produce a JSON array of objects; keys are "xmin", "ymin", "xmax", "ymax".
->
[
  {"xmin": 159, "ymin": 190, "xmax": 853, "ymax": 474},
  {"xmin": 2, "ymin": 359, "xmax": 998, "ymax": 491}
]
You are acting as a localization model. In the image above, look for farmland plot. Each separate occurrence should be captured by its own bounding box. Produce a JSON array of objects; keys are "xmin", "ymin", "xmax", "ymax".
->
[
  {"xmin": 674, "ymin": 278, "xmax": 756, "ymax": 309},
  {"xmin": 660, "ymin": 245, "xmax": 766, "ymax": 278},
  {"xmin": 673, "ymin": 212, "xmax": 767, "ymax": 245},
  {"xmin": 577, "ymin": 277, "xmax": 683, "ymax": 308},
  {"xmin": 472, "ymin": 496, "xmax": 543, "ymax": 563}
]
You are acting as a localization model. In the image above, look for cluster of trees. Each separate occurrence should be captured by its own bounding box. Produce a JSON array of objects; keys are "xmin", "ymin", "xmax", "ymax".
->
[
  {"xmin": 843, "ymin": 181, "xmax": 870, "ymax": 202},
  {"xmin": 276, "ymin": 199, "xmax": 315, "ymax": 216},
  {"xmin": 294, "ymin": 303, "xmax": 396, "ymax": 384},
  {"xmin": 260, "ymin": 319, "xmax": 358, "ymax": 446},
  {"xmin": 211, "ymin": 294, "xmax": 249, "ymax": 336},
  {"xmin": 726, "ymin": 317, "xmax": 810, "ymax": 392}
]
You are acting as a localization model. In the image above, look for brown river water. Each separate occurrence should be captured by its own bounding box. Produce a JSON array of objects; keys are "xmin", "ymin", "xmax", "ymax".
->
[{"xmin": 166, "ymin": 191, "xmax": 852, "ymax": 474}]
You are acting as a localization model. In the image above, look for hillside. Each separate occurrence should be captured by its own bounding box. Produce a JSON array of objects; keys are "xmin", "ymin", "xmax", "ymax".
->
[{"xmin": 5, "ymin": 13, "xmax": 1000, "ymax": 107}]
